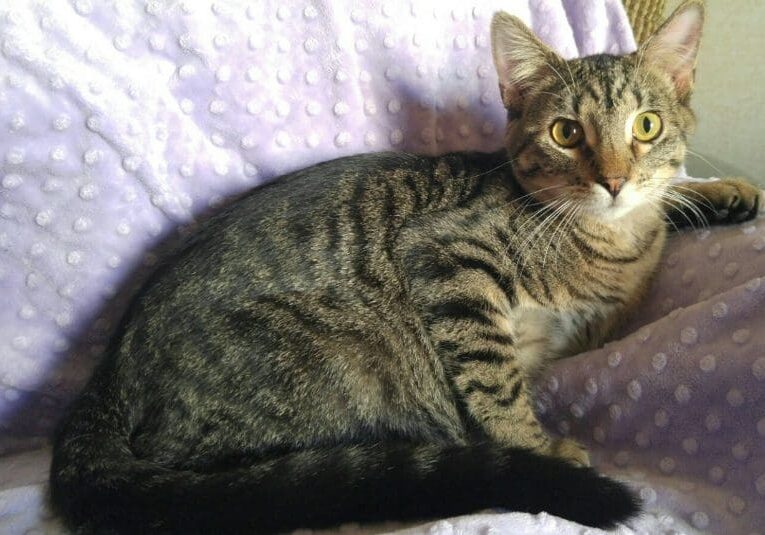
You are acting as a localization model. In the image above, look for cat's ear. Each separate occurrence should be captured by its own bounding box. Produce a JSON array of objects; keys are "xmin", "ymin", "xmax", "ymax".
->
[
  {"xmin": 491, "ymin": 12, "xmax": 564, "ymax": 114},
  {"xmin": 640, "ymin": 0, "xmax": 704, "ymax": 100}
]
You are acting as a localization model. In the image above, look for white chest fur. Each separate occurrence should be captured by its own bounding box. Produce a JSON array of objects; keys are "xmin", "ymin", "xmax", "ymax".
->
[{"xmin": 502, "ymin": 305, "xmax": 615, "ymax": 375}]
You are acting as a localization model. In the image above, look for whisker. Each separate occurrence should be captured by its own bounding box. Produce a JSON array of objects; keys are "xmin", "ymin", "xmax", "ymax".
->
[
  {"xmin": 665, "ymin": 189, "xmax": 711, "ymax": 226},
  {"xmin": 685, "ymin": 150, "xmax": 729, "ymax": 178},
  {"xmin": 513, "ymin": 205, "xmax": 562, "ymax": 248},
  {"xmin": 545, "ymin": 60, "xmax": 574, "ymax": 98},
  {"xmin": 501, "ymin": 184, "xmax": 590, "ymax": 269},
  {"xmin": 458, "ymin": 158, "xmax": 515, "ymax": 183},
  {"xmin": 508, "ymin": 200, "xmax": 564, "ymax": 260},
  {"xmin": 501, "ymin": 187, "xmax": 576, "ymax": 243},
  {"xmin": 644, "ymin": 197, "xmax": 682, "ymax": 234},
  {"xmin": 660, "ymin": 192, "xmax": 696, "ymax": 229},
  {"xmin": 541, "ymin": 200, "xmax": 578, "ymax": 268},
  {"xmin": 517, "ymin": 200, "xmax": 571, "ymax": 270},
  {"xmin": 553, "ymin": 201, "xmax": 585, "ymax": 264},
  {"xmin": 547, "ymin": 199, "xmax": 584, "ymax": 268},
  {"xmin": 535, "ymin": 91, "xmax": 567, "ymax": 102},
  {"xmin": 563, "ymin": 59, "xmax": 579, "ymax": 92},
  {"xmin": 657, "ymin": 190, "xmax": 709, "ymax": 229},
  {"xmin": 516, "ymin": 184, "xmax": 573, "ymax": 200},
  {"xmin": 669, "ymin": 184, "xmax": 716, "ymax": 212}
]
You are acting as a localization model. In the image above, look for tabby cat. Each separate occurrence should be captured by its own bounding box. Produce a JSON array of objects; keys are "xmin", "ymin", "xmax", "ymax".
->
[{"xmin": 50, "ymin": 1, "xmax": 760, "ymax": 532}]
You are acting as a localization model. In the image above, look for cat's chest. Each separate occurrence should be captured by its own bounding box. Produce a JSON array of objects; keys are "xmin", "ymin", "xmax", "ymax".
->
[
  {"xmin": 499, "ymin": 305, "xmax": 610, "ymax": 372},
  {"xmin": 499, "ymin": 224, "xmax": 667, "ymax": 371}
]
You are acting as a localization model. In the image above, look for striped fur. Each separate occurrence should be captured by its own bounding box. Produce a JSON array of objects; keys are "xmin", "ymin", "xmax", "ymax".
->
[{"xmin": 50, "ymin": 2, "xmax": 759, "ymax": 533}]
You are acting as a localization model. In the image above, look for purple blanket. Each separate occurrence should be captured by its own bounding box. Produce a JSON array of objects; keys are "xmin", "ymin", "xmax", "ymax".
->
[{"xmin": 0, "ymin": 1, "xmax": 762, "ymax": 533}]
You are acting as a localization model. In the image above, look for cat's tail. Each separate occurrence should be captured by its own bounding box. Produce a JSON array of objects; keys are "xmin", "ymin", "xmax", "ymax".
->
[{"xmin": 51, "ymin": 405, "xmax": 640, "ymax": 534}]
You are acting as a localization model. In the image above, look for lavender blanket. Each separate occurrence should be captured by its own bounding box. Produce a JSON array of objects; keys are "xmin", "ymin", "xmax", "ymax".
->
[{"xmin": 0, "ymin": 1, "xmax": 762, "ymax": 534}]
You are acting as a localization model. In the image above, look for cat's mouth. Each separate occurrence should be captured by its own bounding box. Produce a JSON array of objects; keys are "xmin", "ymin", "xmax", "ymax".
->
[{"xmin": 589, "ymin": 182, "xmax": 643, "ymax": 220}]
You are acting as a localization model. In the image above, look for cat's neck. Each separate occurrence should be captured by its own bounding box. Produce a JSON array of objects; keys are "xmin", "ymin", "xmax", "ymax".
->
[{"xmin": 576, "ymin": 205, "xmax": 665, "ymax": 250}]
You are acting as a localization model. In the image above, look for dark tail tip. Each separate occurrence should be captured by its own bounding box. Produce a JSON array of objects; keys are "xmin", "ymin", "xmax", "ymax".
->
[{"xmin": 536, "ymin": 463, "xmax": 642, "ymax": 528}]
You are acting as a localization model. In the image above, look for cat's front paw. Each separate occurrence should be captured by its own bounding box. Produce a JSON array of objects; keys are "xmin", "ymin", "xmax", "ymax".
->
[
  {"xmin": 686, "ymin": 178, "xmax": 762, "ymax": 223},
  {"xmin": 668, "ymin": 178, "xmax": 761, "ymax": 229},
  {"xmin": 703, "ymin": 178, "xmax": 761, "ymax": 223}
]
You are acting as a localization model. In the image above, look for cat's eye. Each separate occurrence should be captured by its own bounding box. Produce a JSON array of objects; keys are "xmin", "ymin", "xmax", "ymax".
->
[
  {"xmin": 633, "ymin": 112, "xmax": 662, "ymax": 142},
  {"xmin": 550, "ymin": 119, "xmax": 584, "ymax": 148}
]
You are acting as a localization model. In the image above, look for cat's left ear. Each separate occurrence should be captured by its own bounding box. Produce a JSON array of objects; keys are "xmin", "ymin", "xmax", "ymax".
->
[
  {"xmin": 640, "ymin": 0, "xmax": 704, "ymax": 101},
  {"xmin": 491, "ymin": 12, "xmax": 565, "ymax": 115}
]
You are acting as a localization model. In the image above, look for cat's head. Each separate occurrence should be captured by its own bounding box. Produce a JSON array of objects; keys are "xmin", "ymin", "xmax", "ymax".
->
[{"xmin": 490, "ymin": 0, "xmax": 704, "ymax": 221}]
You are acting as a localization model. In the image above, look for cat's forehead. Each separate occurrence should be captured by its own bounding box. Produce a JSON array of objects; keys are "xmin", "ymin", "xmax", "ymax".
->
[
  {"xmin": 529, "ymin": 53, "xmax": 673, "ymax": 121},
  {"xmin": 567, "ymin": 55, "xmax": 640, "ymax": 112},
  {"xmin": 572, "ymin": 57, "xmax": 641, "ymax": 125},
  {"xmin": 575, "ymin": 53, "xmax": 629, "ymax": 75}
]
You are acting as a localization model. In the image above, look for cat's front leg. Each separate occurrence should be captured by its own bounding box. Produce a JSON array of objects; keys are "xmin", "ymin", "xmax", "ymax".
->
[
  {"xmin": 403, "ymin": 231, "xmax": 591, "ymax": 466},
  {"xmin": 666, "ymin": 177, "xmax": 761, "ymax": 228},
  {"xmin": 446, "ymin": 333, "xmax": 589, "ymax": 466},
  {"xmin": 422, "ymin": 296, "xmax": 589, "ymax": 467}
]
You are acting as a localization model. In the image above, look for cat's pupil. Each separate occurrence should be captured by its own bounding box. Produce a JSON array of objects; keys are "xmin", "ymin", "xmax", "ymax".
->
[
  {"xmin": 642, "ymin": 116, "xmax": 652, "ymax": 132},
  {"xmin": 562, "ymin": 122, "xmax": 573, "ymax": 138}
]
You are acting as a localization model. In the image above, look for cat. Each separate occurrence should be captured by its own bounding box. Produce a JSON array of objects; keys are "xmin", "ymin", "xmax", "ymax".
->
[{"xmin": 49, "ymin": 1, "xmax": 760, "ymax": 533}]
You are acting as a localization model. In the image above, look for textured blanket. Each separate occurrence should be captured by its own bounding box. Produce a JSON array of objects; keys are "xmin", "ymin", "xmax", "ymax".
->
[{"xmin": 0, "ymin": 1, "xmax": 762, "ymax": 534}]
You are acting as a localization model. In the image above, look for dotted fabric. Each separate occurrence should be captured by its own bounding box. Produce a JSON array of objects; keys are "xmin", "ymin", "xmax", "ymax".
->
[{"xmin": 2, "ymin": 1, "xmax": 763, "ymax": 535}]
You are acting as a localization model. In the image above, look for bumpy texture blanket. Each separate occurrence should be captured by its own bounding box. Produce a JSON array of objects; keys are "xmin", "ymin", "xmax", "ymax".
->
[{"xmin": 0, "ymin": 1, "xmax": 763, "ymax": 534}]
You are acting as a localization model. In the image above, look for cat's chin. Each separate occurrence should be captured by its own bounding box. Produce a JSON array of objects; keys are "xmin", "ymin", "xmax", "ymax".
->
[
  {"xmin": 585, "ymin": 186, "xmax": 645, "ymax": 222},
  {"xmin": 599, "ymin": 202, "xmax": 639, "ymax": 221}
]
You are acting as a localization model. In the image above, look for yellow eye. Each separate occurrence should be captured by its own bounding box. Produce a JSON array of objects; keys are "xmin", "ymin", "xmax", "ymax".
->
[
  {"xmin": 550, "ymin": 119, "xmax": 584, "ymax": 148},
  {"xmin": 633, "ymin": 112, "xmax": 662, "ymax": 142}
]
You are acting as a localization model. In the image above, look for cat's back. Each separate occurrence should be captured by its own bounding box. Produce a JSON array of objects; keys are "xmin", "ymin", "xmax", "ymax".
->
[
  {"xmin": 153, "ymin": 151, "xmax": 428, "ymax": 284},
  {"xmin": 114, "ymin": 149, "xmax": 509, "ymax": 371},
  {"xmin": 119, "ymin": 152, "xmax": 441, "ymax": 331},
  {"xmin": 143, "ymin": 149, "xmax": 505, "ymax": 300},
  {"xmin": 201, "ymin": 151, "xmax": 427, "ymax": 240}
]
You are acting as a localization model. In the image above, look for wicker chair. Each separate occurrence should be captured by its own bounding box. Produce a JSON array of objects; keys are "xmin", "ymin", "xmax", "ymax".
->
[{"xmin": 623, "ymin": 0, "xmax": 666, "ymax": 43}]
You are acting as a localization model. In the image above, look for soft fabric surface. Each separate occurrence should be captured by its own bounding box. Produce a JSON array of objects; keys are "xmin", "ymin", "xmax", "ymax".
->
[{"xmin": 0, "ymin": 1, "xmax": 762, "ymax": 534}]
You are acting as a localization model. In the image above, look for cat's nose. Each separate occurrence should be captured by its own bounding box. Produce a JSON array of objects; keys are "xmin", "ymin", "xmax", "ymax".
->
[{"xmin": 598, "ymin": 177, "xmax": 626, "ymax": 199}]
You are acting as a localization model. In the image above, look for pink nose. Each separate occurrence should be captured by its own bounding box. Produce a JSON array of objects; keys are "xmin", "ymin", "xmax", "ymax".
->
[{"xmin": 599, "ymin": 177, "xmax": 626, "ymax": 198}]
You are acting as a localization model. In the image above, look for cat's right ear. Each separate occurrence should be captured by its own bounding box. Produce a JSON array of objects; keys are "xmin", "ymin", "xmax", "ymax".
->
[{"xmin": 491, "ymin": 12, "xmax": 563, "ymax": 114}]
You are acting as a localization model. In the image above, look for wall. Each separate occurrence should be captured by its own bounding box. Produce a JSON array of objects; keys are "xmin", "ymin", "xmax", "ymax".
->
[{"xmin": 665, "ymin": 0, "xmax": 765, "ymax": 182}]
